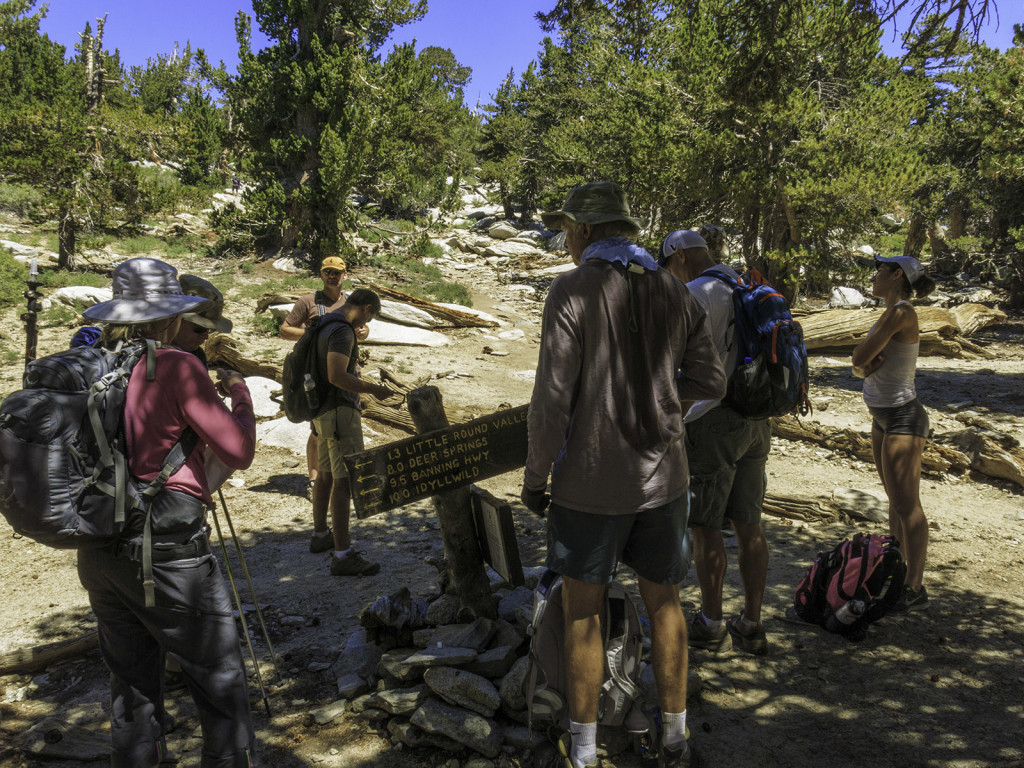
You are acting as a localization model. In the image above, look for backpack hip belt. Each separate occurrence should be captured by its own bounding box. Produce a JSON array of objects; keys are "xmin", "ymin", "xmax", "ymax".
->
[{"xmin": 112, "ymin": 535, "xmax": 211, "ymax": 563}]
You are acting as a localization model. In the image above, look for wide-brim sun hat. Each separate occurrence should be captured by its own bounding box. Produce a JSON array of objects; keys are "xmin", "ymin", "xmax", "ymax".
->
[
  {"xmin": 875, "ymin": 254, "xmax": 924, "ymax": 285},
  {"xmin": 82, "ymin": 257, "xmax": 210, "ymax": 324},
  {"xmin": 540, "ymin": 181, "xmax": 646, "ymax": 236},
  {"xmin": 178, "ymin": 274, "xmax": 233, "ymax": 333}
]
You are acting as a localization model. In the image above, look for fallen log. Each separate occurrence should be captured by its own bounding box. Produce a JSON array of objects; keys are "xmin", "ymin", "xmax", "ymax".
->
[
  {"xmin": 771, "ymin": 415, "xmax": 1024, "ymax": 490},
  {"xmin": 18, "ymin": 717, "xmax": 110, "ymax": 761},
  {"xmin": 256, "ymin": 287, "xmax": 497, "ymax": 329},
  {"xmin": 256, "ymin": 292, "xmax": 301, "ymax": 314},
  {"xmin": 361, "ymin": 282, "xmax": 499, "ymax": 328},
  {"xmin": 205, "ymin": 333, "xmax": 283, "ymax": 382},
  {"xmin": 942, "ymin": 412, "xmax": 1024, "ymax": 489},
  {"xmin": 769, "ymin": 417, "xmax": 969, "ymax": 475},
  {"xmin": 797, "ymin": 303, "xmax": 1004, "ymax": 358},
  {"xmin": 203, "ymin": 334, "xmax": 470, "ymax": 433},
  {"xmin": 762, "ymin": 492, "xmax": 840, "ymax": 523},
  {"xmin": 0, "ymin": 630, "xmax": 99, "ymax": 675}
]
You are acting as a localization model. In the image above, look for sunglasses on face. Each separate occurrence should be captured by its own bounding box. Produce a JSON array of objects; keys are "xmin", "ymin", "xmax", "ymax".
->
[
  {"xmin": 189, "ymin": 322, "xmax": 211, "ymax": 335},
  {"xmin": 321, "ymin": 269, "xmax": 344, "ymax": 277}
]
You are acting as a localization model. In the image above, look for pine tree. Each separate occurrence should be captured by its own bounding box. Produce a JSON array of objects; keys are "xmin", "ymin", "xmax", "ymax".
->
[{"xmin": 229, "ymin": 0, "xmax": 428, "ymax": 259}]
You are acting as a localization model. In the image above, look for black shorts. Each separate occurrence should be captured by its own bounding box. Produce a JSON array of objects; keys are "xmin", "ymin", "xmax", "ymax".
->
[
  {"xmin": 545, "ymin": 496, "xmax": 690, "ymax": 585},
  {"xmin": 869, "ymin": 398, "xmax": 929, "ymax": 438}
]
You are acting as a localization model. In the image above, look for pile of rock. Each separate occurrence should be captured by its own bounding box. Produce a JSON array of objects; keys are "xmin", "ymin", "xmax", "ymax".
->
[{"xmin": 326, "ymin": 574, "xmax": 548, "ymax": 764}]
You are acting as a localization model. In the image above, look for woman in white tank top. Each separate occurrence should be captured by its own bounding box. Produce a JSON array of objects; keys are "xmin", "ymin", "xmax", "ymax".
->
[{"xmin": 852, "ymin": 255, "xmax": 936, "ymax": 612}]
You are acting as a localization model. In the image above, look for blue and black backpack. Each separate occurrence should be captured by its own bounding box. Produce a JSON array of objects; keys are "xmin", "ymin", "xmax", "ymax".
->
[{"xmin": 705, "ymin": 268, "xmax": 811, "ymax": 419}]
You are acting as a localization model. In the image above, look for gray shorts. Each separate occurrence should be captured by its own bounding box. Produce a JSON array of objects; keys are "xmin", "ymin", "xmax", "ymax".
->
[
  {"xmin": 545, "ymin": 496, "xmax": 690, "ymax": 585},
  {"xmin": 686, "ymin": 405, "xmax": 770, "ymax": 529}
]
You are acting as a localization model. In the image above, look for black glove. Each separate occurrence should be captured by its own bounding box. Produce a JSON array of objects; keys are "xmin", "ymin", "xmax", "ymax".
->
[{"xmin": 521, "ymin": 484, "xmax": 550, "ymax": 517}]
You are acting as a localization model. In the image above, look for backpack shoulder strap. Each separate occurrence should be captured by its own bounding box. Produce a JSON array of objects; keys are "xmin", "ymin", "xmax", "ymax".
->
[
  {"xmin": 315, "ymin": 291, "xmax": 328, "ymax": 317},
  {"xmin": 602, "ymin": 584, "xmax": 643, "ymax": 703},
  {"xmin": 138, "ymin": 426, "xmax": 201, "ymax": 608},
  {"xmin": 701, "ymin": 267, "xmax": 738, "ymax": 289}
]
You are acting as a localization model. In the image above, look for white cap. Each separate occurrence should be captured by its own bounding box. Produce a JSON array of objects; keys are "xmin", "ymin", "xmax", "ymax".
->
[
  {"xmin": 875, "ymin": 254, "xmax": 925, "ymax": 285},
  {"xmin": 659, "ymin": 229, "xmax": 707, "ymax": 264}
]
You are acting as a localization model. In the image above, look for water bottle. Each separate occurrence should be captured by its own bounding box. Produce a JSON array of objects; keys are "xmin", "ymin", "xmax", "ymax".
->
[
  {"xmin": 825, "ymin": 599, "xmax": 865, "ymax": 632},
  {"xmin": 303, "ymin": 373, "xmax": 320, "ymax": 411}
]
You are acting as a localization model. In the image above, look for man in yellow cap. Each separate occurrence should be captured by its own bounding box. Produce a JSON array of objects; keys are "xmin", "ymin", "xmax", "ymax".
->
[{"xmin": 281, "ymin": 256, "xmax": 367, "ymax": 550}]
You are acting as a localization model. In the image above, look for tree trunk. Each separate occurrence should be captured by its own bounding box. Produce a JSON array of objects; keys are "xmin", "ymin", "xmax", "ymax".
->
[
  {"xmin": 407, "ymin": 387, "xmax": 496, "ymax": 620},
  {"xmin": 903, "ymin": 212, "xmax": 928, "ymax": 257},
  {"xmin": 948, "ymin": 202, "xmax": 965, "ymax": 239},
  {"xmin": 927, "ymin": 220, "xmax": 951, "ymax": 264},
  {"xmin": 58, "ymin": 208, "xmax": 76, "ymax": 271},
  {"xmin": 775, "ymin": 176, "xmax": 801, "ymax": 247}
]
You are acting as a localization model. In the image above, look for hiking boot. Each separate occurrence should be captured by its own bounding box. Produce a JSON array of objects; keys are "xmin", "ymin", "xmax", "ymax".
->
[
  {"xmin": 687, "ymin": 611, "xmax": 732, "ymax": 653},
  {"xmin": 727, "ymin": 615, "xmax": 768, "ymax": 656},
  {"xmin": 892, "ymin": 585, "xmax": 929, "ymax": 613},
  {"xmin": 661, "ymin": 741, "xmax": 697, "ymax": 768},
  {"xmin": 330, "ymin": 550, "xmax": 380, "ymax": 577},
  {"xmin": 554, "ymin": 731, "xmax": 601, "ymax": 768},
  {"xmin": 309, "ymin": 529, "xmax": 333, "ymax": 553}
]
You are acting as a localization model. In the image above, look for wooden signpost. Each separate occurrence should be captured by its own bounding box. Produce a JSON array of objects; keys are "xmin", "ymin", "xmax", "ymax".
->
[
  {"xmin": 344, "ymin": 403, "xmax": 529, "ymax": 520},
  {"xmin": 343, "ymin": 389, "xmax": 529, "ymax": 618}
]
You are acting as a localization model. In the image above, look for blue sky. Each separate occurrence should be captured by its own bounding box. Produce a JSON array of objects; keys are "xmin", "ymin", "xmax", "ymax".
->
[{"xmin": 35, "ymin": 1, "xmax": 1021, "ymax": 107}]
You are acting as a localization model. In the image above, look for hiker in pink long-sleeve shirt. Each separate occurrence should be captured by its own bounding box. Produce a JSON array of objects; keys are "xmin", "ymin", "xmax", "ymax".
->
[{"xmin": 78, "ymin": 257, "xmax": 257, "ymax": 768}]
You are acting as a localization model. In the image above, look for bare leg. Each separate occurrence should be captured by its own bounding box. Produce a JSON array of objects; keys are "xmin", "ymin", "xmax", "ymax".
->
[
  {"xmin": 312, "ymin": 471, "xmax": 332, "ymax": 533},
  {"xmin": 331, "ymin": 477, "xmax": 352, "ymax": 552},
  {"xmin": 638, "ymin": 577, "xmax": 688, "ymax": 713},
  {"xmin": 562, "ymin": 577, "xmax": 606, "ymax": 723},
  {"xmin": 732, "ymin": 521, "xmax": 768, "ymax": 624},
  {"xmin": 871, "ymin": 424, "xmax": 904, "ymax": 541},
  {"xmin": 306, "ymin": 432, "xmax": 318, "ymax": 484},
  {"xmin": 690, "ymin": 527, "xmax": 726, "ymax": 620},
  {"xmin": 880, "ymin": 433, "xmax": 928, "ymax": 590}
]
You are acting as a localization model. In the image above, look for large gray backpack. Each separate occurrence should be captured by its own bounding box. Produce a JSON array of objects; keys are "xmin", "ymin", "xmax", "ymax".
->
[
  {"xmin": 522, "ymin": 569, "xmax": 650, "ymax": 734},
  {"xmin": 0, "ymin": 342, "xmax": 195, "ymax": 540}
]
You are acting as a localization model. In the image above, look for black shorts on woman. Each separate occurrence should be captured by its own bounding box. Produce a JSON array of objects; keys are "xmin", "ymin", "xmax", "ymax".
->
[{"xmin": 868, "ymin": 397, "xmax": 929, "ymax": 438}]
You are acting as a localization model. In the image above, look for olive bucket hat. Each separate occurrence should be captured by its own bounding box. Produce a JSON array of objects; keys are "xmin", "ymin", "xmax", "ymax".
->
[
  {"xmin": 83, "ymin": 258, "xmax": 209, "ymax": 324},
  {"xmin": 540, "ymin": 181, "xmax": 646, "ymax": 236},
  {"xmin": 178, "ymin": 274, "xmax": 233, "ymax": 333}
]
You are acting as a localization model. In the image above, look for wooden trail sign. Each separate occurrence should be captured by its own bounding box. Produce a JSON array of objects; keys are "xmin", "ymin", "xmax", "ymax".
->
[{"xmin": 344, "ymin": 404, "xmax": 529, "ymax": 519}]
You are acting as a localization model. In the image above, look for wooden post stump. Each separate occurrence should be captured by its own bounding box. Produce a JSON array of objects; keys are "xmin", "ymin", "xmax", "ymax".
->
[{"xmin": 407, "ymin": 386, "xmax": 496, "ymax": 619}]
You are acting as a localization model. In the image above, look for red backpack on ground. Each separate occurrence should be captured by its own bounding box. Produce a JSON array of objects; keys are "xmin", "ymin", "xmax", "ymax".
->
[{"xmin": 793, "ymin": 533, "xmax": 906, "ymax": 640}]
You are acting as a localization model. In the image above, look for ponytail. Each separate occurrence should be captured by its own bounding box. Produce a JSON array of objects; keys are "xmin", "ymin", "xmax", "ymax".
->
[{"xmin": 911, "ymin": 274, "xmax": 936, "ymax": 299}]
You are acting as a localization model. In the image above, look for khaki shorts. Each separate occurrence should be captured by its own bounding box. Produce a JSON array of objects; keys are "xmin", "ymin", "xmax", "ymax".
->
[
  {"xmin": 312, "ymin": 406, "xmax": 363, "ymax": 479},
  {"xmin": 686, "ymin": 405, "xmax": 770, "ymax": 529}
]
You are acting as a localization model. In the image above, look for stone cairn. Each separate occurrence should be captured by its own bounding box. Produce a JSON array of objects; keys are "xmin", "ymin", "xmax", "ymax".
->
[{"xmin": 328, "ymin": 565, "xmax": 548, "ymax": 766}]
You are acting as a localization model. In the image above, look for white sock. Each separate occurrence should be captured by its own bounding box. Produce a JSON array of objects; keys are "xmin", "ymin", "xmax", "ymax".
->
[
  {"xmin": 569, "ymin": 720, "xmax": 597, "ymax": 768},
  {"xmin": 333, "ymin": 548, "xmax": 351, "ymax": 560},
  {"xmin": 662, "ymin": 710, "xmax": 688, "ymax": 749},
  {"xmin": 702, "ymin": 612, "xmax": 725, "ymax": 629},
  {"xmin": 736, "ymin": 613, "xmax": 759, "ymax": 634}
]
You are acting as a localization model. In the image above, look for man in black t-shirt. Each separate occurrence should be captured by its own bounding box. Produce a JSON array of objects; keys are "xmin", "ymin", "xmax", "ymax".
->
[{"xmin": 309, "ymin": 289, "xmax": 393, "ymax": 576}]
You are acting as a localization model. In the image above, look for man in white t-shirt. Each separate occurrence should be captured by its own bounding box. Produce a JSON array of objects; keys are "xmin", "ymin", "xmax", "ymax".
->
[{"xmin": 660, "ymin": 228, "xmax": 772, "ymax": 656}]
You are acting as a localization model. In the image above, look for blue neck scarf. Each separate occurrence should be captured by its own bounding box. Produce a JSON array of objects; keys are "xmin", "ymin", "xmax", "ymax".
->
[{"xmin": 580, "ymin": 237, "xmax": 660, "ymax": 271}]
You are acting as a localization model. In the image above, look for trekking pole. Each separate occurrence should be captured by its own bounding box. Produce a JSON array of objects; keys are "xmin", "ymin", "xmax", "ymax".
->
[
  {"xmin": 209, "ymin": 504, "xmax": 272, "ymax": 717},
  {"xmin": 217, "ymin": 488, "xmax": 278, "ymax": 666},
  {"xmin": 22, "ymin": 258, "xmax": 43, "ymax": 369}
]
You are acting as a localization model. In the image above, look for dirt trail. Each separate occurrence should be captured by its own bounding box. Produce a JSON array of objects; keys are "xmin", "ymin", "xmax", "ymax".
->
[{"xmin": 1, "ymin": 245, "xmax": 1023, "ymax": 768}]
